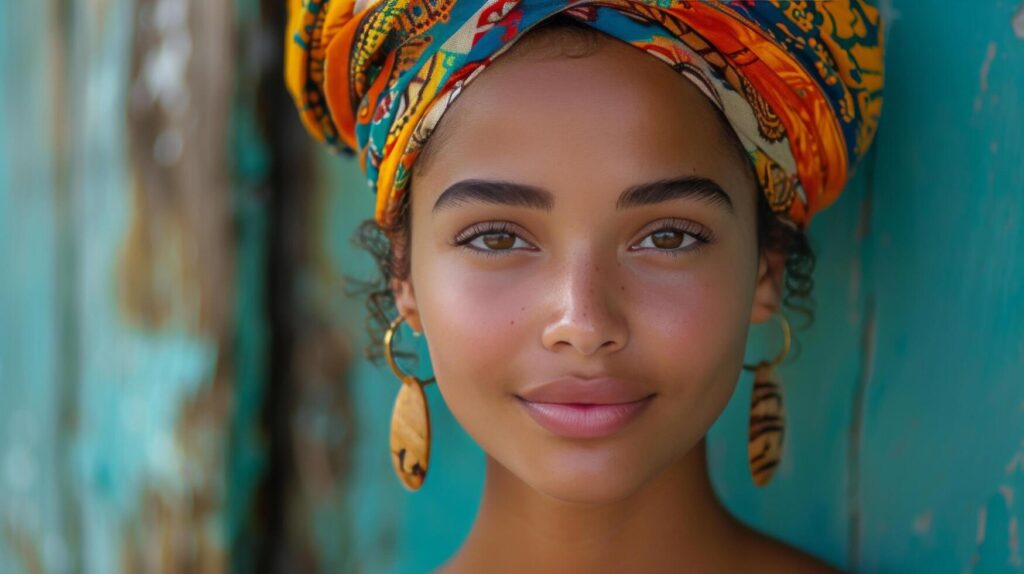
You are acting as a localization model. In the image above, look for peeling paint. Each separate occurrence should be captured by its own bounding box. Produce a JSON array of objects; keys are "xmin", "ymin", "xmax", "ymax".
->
[
  {"xmin": 1006, "ymin": 439, "xmax": 1024, "ymax": 475},
  {"xmin": 973, "ymin": 442, "xmax": 1024, "ymax": 571},
  {"xmin": 1001, "ymin": 484, "xmax": 1017, "ymax": 508},
  {"xmin": 877, "ymin": 0, "xmax": 901, "ymax": 38},
  {"xmin": 1012, "ymin": 516, "xmax": 1022, "ymax": 567},
  {"xmin": 119, "ymin": 0, "xmax": 234, "ymax": 335},
  {"xmin": 979, "ymin": 42, "xmax": 998, "ymax": 93},
  {"xmin": 975, "ymin": 42, "xmax": 998, "ymax": 113},
  {"xmin": 143, "ymin": 0, "xmax": 192, "ymax": 119},
  {"xmin": 3, "ymin": 523, "xmax": 43, "ymax": 574},
  {"xmin": 978, "ymin": 505, "xmax": 988, "ymax": 546},
  {"xmin": 1013, "ymin": 2, "xmax": 1024, "ymax": 40},
  {"xmin": 912, "ymin": 511, "xmax": 932, "ymax": 535},
  {"xmin": 153, "ymin": 128, "xmax": 184, "ymax": 166},
  {"xmin": 119, "ymin": 486, "xmax": 227, "ymax": 572}
]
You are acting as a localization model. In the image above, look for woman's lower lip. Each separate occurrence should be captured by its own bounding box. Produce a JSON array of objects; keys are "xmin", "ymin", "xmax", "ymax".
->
[{"xmin": 516, "ymin": 395, "xmax": 654, "ymax": 439}]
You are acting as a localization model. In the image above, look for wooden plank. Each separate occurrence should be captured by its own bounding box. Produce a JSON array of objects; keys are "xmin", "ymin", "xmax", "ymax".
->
[{"xmin": 0, "ymin": 0, "xmax": 74, "ymax": 570}]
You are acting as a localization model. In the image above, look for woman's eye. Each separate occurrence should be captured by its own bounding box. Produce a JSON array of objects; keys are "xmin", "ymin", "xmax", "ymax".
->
[
  {"xmin": 633, "ymin": 226, "xmax": 706, "ymax": 252},
  {"xmin": 472, "ymin": 232, "xmax": 526, "ymax": 251}
]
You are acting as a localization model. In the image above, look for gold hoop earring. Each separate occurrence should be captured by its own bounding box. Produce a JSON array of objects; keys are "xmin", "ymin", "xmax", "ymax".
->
[
  {"xmin": 384, "ymin": 314, "xmax": 435, "ymax": 491},
  {"xmin": 743, "ymin": 312, "xmax": 791, "ymax": 487}
]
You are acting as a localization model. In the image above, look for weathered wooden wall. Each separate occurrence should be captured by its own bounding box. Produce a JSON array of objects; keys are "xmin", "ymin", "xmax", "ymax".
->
[
  {"xmin": 1, "ymin": 0, "xmax": 1022, "ymax": 573},
  {"xmin": 0, "ymin": 0, "xmax": 301, "ymax": 570},
  {"xmin": 4, "ymin": 0, "xmax": 232, "ymax": 569}
]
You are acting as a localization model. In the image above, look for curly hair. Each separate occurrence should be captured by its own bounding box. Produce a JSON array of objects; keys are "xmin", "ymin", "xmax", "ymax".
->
[{"xmin": 346, "ymin": 14, "xmax": 816, "ymax": 365}]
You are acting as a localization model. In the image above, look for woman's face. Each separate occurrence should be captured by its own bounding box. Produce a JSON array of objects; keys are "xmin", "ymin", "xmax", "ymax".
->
[{"xmin": 393, "ymin": 34, "xmax": 783, "ymax": 503}]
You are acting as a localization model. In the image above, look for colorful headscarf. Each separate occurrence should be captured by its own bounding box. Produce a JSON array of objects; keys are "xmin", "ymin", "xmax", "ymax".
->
[{"xmin": 285, "ymin": 0, "xmax": 884, "ymax": 230}]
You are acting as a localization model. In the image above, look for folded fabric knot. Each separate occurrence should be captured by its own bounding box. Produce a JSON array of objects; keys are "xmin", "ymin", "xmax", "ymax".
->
[{"xmin": 285, "ymin": 0, "xmax": 885, "ymax": 230}]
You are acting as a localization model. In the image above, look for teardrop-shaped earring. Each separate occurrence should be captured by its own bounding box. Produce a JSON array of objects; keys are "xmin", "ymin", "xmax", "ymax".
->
[
  {"xmin": 743, "ymin": 312, "xmax": 791, "ymax": 487},
  {"xmin": 383, "ymin": 314, "xmax": 436, "ymax": 491}
]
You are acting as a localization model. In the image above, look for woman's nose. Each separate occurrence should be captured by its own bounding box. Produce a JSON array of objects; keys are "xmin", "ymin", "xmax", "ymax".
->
[{"xmin": 540, "ymin": 254, "xmax": 629, "ymax": 356}]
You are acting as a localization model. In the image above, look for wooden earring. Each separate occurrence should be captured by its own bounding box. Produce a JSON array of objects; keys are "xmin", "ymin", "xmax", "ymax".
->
[
  {"xmin": 743, "ymin": 312, "xmax": 791, "ymax": 487},
  {"xmin": 384, "ymin": 314, "xmax": 436, "ymax": 491}
]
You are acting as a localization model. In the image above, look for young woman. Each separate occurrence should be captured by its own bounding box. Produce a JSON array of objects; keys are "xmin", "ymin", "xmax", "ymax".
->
[{"xmin": 286, "ymin": 1, "xmax": 884, "ymax": 571}]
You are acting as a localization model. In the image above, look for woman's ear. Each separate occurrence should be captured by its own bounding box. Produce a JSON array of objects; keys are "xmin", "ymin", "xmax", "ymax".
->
[
  {"xmin": 390, "ymin": 277, "xmax": 424, "ymax": 333},
  {"xmin": 750, "ymin": 248, "xmax": 786, "ymax": 324}
]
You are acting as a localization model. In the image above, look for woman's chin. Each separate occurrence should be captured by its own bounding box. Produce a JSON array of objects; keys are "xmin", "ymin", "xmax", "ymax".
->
[
  {"xmin": 511, "ymin": 449, "xmax": 659, "ymax": 506},
  {"xmin": 527, "ymin": 471, "xmax": 651, "ymax": 506}
]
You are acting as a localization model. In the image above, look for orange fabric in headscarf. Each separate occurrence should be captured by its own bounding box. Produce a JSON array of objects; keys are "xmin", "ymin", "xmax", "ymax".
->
[{"xmin": 285, "ymin": 0, "xmax": 884, "ymax": 230}]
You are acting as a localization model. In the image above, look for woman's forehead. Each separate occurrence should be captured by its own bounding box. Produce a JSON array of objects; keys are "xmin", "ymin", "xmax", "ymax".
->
[{"xmin": 410, "ymin": 38, "xmax": 756, "ymax": 211}]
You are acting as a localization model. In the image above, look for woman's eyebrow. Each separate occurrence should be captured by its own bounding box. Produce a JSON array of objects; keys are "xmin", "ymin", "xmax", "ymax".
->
[
  {"xmin": 433, "ymin": 179, "xmax": 554, "ymax": 213},
  {"xmin": 617, "ymin": 176, "xmax": 734, "ymax": 214},
  {"xmin": 432, "ymin": 176, "xmax": 734, "ymax": 214}
]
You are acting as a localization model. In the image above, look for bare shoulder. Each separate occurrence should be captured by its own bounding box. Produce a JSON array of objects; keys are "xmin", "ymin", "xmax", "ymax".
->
[{"xmin": 736, "ymin": 527, "xmax": 845, "ymax": 574}]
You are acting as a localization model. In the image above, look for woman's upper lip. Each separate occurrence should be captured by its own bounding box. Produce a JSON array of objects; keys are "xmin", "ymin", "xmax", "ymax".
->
[{"xmin": 516, "ymin": 377, "xmax": 653, "ymax": 405}]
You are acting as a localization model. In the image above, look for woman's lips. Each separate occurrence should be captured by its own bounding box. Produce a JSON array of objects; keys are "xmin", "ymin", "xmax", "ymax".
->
[
  {"xmin": 516, "ymin": 395, "xmax": 654, "ymax": 439},
  {"xmin": 516, "ymin": 376, "xmax": 651, "ymax": 404},
  {"xmin": 515, "ymin": 376, "xmax": 655, "ymax": 438}
]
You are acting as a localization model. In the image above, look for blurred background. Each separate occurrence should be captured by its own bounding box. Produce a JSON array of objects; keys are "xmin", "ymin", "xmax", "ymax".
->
[{"xmin": 1, "ymin": 0, "xmax": 1023, "ymax": 572}]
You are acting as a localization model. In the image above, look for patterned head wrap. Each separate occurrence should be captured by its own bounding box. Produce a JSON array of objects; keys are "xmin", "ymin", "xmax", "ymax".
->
[{"xmin": 285, "ymin": 0, "xmax": 884, "ymax": 230}]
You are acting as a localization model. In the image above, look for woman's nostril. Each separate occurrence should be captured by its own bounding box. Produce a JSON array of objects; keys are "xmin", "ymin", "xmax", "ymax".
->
[{"xmin": 541, "ymin": 309, "xmax": 629, "ymax": 356}]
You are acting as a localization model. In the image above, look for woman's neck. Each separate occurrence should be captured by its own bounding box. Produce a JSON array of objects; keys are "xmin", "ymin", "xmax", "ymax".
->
[{"xmin": 437, "ymin": 438, "xmax": 751, "ymax": 573}]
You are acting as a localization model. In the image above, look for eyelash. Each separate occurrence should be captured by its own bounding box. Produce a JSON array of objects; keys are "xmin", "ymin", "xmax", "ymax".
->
[
  {"xmin": 451, "ymin": 219, "xmax": 713, "ymax": 258},
  {"xmin": 630, "ymin": 218, "xmax": 713, "ymax": 256},
  {"xmin": 452, "ymin": 221, "xmax": 535, "ymax": 258}
]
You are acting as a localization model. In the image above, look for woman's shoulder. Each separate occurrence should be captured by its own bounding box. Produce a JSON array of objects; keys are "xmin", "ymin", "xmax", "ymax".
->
[{"xmin": 736, "ymin": 526, "xmax": 845, "ymax": 574}]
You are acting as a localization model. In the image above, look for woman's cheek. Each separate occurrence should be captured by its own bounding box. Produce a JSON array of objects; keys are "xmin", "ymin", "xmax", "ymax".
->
[
  {"xmin": 417, "ymin": 260, "xmax": 541, "ymax": 456},
  {"xmin": 630, "ymin": 264, "xmax": 750, "ymax": 396},
  {"xmin": 418, "ymin": 260, "xmax": 534, "ymax": 394}
]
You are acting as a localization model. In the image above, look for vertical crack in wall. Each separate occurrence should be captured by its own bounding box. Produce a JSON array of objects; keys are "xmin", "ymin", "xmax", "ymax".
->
[
  {"xmin": 245, "ymin": 0, "xmax": 318, "ymax": 570},
  {"xmin": 257, "ymin": 30, "xmax": 296, "ymax": 574},
  {"xmin": 244, "ymin": 2, "xmax": 359, "ymax": 567},
  {"xmin": 847, "ymin": 294, "xmax": 876, "ymax": 572},
  {"xmin": 847, "ymin": 142, "xmax": 880, "ymax": 572}
]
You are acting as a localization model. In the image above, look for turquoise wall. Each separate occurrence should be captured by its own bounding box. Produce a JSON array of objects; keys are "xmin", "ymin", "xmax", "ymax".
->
[{"xmin": 1, "ymin": 0, "xmax": 1022, "ymax": 572}]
